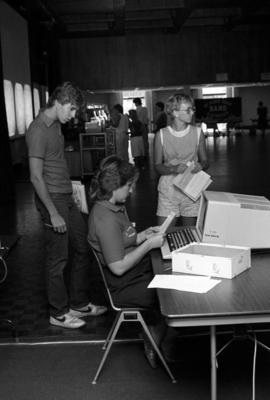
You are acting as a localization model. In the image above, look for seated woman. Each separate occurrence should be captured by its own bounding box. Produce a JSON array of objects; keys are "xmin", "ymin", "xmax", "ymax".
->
[{"xmin": 88, "ymin": 155, "xmax": 167, "ymax": 367}]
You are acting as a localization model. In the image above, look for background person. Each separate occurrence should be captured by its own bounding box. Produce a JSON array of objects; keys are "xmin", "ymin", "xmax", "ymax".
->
[
  {"xmin": 257, "ymin": 101, "xmax": 268, "ymax": 135},
  {"xmin": 153, "ymin": 101, "xmax": 167, "ymax": 133},
  {"xmin": 128, "ymin": 109, "xmax": 145, "ymax": 169},
  {"xmin": 154, "ymin": 93, "xmax": 209, "ymax": 227},
  {"xmin": 133, "ymin": 97, "xmax": 149, "ymax": 159},
  {"xmin": 110, "ymin": 104, "xmax": 129, "ymax": 161},
  {"xmin": 26, "ymin": 81, "xmax": 107, "ymax": 329}
]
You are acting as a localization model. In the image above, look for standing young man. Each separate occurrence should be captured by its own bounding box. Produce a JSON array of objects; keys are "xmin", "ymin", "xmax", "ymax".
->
[{"xmin": 26, "ymin": 82, "xmax": 107, "ymax": 329}]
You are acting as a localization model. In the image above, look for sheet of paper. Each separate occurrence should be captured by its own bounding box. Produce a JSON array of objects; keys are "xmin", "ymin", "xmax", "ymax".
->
[
  {"xmin": 148, "ymin": 274, "xmax": 221, "ymax": 293},
  {"xmin": 159, "ymin": 211, "xmax": 176, "ymax": 234}
]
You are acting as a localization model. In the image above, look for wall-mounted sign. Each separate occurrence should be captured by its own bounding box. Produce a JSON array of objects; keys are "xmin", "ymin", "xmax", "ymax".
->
[{"xmin": 195, "ymin": 98, "xmax": 242, "ymax": 124}]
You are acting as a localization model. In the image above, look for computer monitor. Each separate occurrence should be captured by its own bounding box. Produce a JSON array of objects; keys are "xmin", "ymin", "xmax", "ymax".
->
[{"xmin": 201, "ymin": 191, "xmax": 270, "ymax": 249}]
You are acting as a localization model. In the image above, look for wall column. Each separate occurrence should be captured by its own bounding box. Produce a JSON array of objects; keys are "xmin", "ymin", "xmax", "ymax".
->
[{"xmin": 0, "ymin": 35, "xmax": 15, "ymax": 204}]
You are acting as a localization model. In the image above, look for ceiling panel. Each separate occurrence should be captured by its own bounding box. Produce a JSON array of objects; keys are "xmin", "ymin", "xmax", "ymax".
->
[{"xmin": 4, "ymin": 0, "xmax": 270, "ymax": 37}]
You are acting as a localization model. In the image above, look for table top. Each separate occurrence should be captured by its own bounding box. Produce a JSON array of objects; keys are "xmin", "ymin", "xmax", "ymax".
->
[{"xmin": 151, "ymin": 249, "xmax": 270, "ymax": 327}]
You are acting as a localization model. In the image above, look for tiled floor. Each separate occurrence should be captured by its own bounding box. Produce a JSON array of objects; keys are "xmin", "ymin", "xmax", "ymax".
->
[{"xmin": 1, "ymin": 131, "xmax": 270, "ymax": 343}]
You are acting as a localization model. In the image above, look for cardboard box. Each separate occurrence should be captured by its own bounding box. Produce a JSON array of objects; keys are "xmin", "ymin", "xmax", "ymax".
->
[{"xmin": 172, "ymin": 243, "xmax": 251, "ymax": 279}]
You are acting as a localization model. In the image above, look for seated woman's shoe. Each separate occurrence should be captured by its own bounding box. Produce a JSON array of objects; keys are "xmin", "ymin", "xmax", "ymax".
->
[
  {"xmin": 144, "ymin": 345, "xmax": 158, "ymax": 368},
  {"xmin": 140, "ymin": 331, "xmax": 159, "ymax": 368},
  {"xmin": 141, "ymin": 337, "xmax": 158, "ymax": 368}
]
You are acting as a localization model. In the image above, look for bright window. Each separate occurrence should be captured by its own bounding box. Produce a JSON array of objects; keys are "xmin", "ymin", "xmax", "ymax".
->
[
  {"xmin": 33, "ymin": 87, "xmax": 41, "ymax": 117},
  {"xmin": 14, "ymin": 82, "xmax": 26, "ymax": 134},
  {"xmin": 3, "ymin": 79, "xmax": 16, "ymax": 137},
  {"xmin": 24, "ymin": 84, "xmax": 33, "ymax": 129},
  {"xmin": 202, "ymin": 87, "xmax": 227, "ymax": 99},
  {"xmin": 122, "ymin": 90, "xmax": 146, "ymax": 114}
]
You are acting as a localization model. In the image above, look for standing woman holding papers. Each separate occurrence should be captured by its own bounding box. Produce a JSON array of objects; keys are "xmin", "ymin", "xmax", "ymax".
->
[{"xmin": 154, "ymin": 93, "xmax": 209, "ymax": 226}]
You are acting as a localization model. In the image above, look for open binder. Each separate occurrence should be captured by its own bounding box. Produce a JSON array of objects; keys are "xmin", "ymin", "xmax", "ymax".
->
[{"xmin": 172, "ymin": 163, "xmax": 212, "ymax": 201}]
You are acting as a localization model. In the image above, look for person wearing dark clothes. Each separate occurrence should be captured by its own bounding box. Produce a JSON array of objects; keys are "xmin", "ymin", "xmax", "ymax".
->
[
  {"xmin": 153, "ymin": 101, "xmax": 167, "ymax": 133},
  {"xmin": 257, "ymin": 101, "xmax": 268, "ymax": 135},
  {"xmin": 128, "ymin": 109, "xmax": 145, "ymax": 169},
  {"xmin": 133, "ymin": 97, "xmax": 149, "ymax": 158}
]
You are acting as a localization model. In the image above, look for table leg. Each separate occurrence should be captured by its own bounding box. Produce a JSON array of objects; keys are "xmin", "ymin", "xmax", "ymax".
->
[{"xmin": 210, "ymin": 326, "xmax": 217, "ymax": 400}]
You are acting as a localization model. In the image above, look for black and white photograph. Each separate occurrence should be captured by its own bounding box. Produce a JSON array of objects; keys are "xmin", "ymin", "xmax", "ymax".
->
[{"xmin": 1, "ymin": 1, "xmax": 270, "ymax": 399}]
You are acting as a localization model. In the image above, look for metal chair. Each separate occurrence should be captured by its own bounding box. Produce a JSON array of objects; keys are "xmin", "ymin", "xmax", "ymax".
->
[{"xmin": 90, "ymin": 247, "xmax": 176, "ymax": 384}]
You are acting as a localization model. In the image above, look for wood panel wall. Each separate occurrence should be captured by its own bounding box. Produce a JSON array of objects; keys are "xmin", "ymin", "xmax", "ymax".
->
[{"xmin": 59, "ymin": 28, "xmax": 270, "ymax": 90}]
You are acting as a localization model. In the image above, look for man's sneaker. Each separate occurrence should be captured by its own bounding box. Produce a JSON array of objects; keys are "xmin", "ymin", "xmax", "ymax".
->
[
  {"xmin": 69, "ymin": 302, "xmax": 108, "ymax": 318},
  {"xmin": 50, "ymin": 312, "xmax": 86, "ymax": 329}
]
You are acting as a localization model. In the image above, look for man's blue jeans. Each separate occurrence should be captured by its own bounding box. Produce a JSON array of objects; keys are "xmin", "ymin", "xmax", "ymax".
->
[{"xmin": 36, "ymin": 193, "xmax": 90, "ymax": 317}]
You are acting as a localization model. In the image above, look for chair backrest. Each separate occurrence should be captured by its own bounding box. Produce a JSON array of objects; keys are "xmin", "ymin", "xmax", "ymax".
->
[{"xmin": 90, "ymin": 246, "xmax": 122, "ymax": 312}]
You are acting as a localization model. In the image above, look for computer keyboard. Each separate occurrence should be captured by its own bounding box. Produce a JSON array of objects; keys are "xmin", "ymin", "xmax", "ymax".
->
[{"xmin": 166, "ymin": 228, "xmax": 197, "ymax": 252}]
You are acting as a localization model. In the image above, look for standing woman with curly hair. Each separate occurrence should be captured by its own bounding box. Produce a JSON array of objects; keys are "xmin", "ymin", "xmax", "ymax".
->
[{"xmin": 154, "ymin": 93, "xmax": 209, "ymax": 227}]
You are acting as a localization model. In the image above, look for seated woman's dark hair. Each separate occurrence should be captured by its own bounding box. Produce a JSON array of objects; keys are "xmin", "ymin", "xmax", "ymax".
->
[{"xmin": 89, "ymin": 155, "xmax": 138, "ymax": 201}]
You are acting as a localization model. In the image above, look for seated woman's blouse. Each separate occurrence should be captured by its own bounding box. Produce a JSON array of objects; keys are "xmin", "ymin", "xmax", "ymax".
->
[{"xmin": 88, "ymin": 200, "xmax": 137, "ymax": 266}]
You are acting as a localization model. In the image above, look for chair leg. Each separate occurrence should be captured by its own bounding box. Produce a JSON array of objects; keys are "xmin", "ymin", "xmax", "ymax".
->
[
  {"xmin": 139, "ymin": 314, "xmax": 177, "ymax": 383},
  {"xmin": 102, "ymin": 312, "xmax": 121, "ymax": 350},
  {"xmin": 92, "ymin": 311, "xmax": 125, "ymax": 384}
]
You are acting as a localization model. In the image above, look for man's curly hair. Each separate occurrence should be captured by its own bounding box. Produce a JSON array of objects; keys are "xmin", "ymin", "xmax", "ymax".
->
[{"xmin": 46, "ymin": 81, "xmax": 85, "ymax": 110}]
